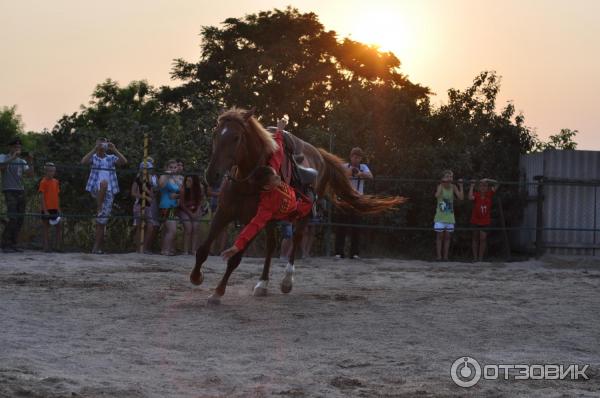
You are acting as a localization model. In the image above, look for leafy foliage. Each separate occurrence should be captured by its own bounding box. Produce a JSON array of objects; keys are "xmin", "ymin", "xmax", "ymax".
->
[
  {"xmin": 170, "ymin": 7, "xmax": 428, "ymax": 136},
  {"xmin": 533, "ymin": 128, "xmax": 578, "ymax": 151},
  {"xmin": 0, "ymin": 106, "xmax": 25, "ymax": 148}
]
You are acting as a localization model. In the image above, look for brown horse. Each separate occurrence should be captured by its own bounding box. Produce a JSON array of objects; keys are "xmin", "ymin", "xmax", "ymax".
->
[{"xmin": 190, "ymin": 107, "xmax": 404, "ymax": 304}]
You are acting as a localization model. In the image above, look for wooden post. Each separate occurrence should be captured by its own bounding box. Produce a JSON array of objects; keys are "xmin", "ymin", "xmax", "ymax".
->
[
  {"xmin": 139, "ymin": 133, "xmax": 149, "ymax": 253},
  {"xmin": 534, "ymin": 176, "xmax": 545, "ymax": 257}
]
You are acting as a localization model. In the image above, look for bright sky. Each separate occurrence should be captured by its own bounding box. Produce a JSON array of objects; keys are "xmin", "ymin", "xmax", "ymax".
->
[{"xmin": 1, "ymin": 0, "xmax": 599, "ymax": 148}]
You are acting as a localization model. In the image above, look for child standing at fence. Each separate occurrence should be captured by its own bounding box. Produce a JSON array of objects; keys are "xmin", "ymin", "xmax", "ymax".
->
[
  {"xmin": 39, "ymin": 162, "xmax": 61, "ymax": 252},
  {"xmin": 159, "ymin": 160, "xmax": 180, "ymax": 256},
  {"xmin": 132, "ymin": 159, "xmax": 159, "ymax": 253},
  {"xmin": 469, "ymin": 178, "xmax": 498, "ymax": 261},
  {"xmin": 434, "ymin": 170, "xmax": 464, "ymax": 261}
]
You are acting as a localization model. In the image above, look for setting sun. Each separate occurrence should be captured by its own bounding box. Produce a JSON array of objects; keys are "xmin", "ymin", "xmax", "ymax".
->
[{"xmin": 346, "ymin": 9, "xmax": 411, "ymax": 55}]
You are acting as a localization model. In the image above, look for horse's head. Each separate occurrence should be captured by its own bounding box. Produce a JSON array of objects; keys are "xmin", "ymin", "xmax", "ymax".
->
[{"xmin": 205, "ymin": 107, "xmax": 255, "ymax": 186}]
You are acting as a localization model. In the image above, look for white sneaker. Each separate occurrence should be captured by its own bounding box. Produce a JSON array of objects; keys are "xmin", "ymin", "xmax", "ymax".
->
[
  {"xmin": 351, "ymin": 255, "xmax": 361, "ymax": 260},
  {"xmin": 334, "ymin": 254, "xmax": 342, "ymax": 259}
]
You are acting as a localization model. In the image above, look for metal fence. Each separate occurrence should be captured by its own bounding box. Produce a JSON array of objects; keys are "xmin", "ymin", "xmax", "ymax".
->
[
  {"xmin": 520, "ymin": 150, "xmax": 600, "ymax": 256},
  {"xmin": 2, "ymin": 154, "xmax": 600, "ymax": 257}
]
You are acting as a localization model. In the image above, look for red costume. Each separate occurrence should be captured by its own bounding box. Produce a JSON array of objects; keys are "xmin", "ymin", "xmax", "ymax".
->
[
  {"xmin": 471, "ymin": 191, "xmax": 494, "ymax": 226},
  {"xmin": 233, "ymin": 128, "xmax": 312, "ymax": 251},
  {"xmin": 234, "ymin": 182, "xmax": 312, "ymax": 251}
]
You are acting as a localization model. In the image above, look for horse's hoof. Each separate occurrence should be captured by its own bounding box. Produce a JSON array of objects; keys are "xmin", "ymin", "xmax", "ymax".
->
[
  {"xmin": 190, "ymin": 270, "xmax": 204, "ymax": 286},
  {"xmin": 281, "ymin": 264, "xmax": 294, "ymax": 294},
  {"xmin": 207, "ymin": 294, "xmax": 221, "ymax": 305},
  {"xmin": 253, "ymin": 280, "xmax": 269, "ymax": 297},
  {"xmin": 253, "ymin": 287, "xmax": 268, "ymax": 297},
  {"xmin": 280, "ymin": 275, "xmax": 293, "ymax": 294},
  {"xmin": 280, "ymin": 282, "xmax": 293, "ymax": 294}
]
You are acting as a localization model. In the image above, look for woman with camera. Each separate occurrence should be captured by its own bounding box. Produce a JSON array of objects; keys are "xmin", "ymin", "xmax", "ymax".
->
[
  {"xmin": 81, "ymin": 138, "xmax": 127, "ymax": 254},
  {"xmin": 334, "ymin": 147, "xmax": 373, "ymax": 259}
]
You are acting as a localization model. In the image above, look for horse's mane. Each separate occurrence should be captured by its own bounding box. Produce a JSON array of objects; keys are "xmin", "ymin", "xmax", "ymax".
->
[{"xmin": 218, "ymin": 108, "xmax": 278, "ymax": 156}]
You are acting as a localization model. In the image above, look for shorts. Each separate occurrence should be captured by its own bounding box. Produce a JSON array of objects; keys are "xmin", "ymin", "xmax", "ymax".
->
[
  {"xmin": 133, "ymin": 202, "xmax": 160, "ymax": 227},
  {"xmin": 434, "ymin": 222, "xmax": 454, "ymax": 232},
  {"xmin": 41, "ymin": 209, "xmax": 59, "ymax": 221},
  {"xmin": 178, "ymin": 208, "xmax": 197, "ymax": 223},
  {"xmin": 160, "ymin": 207, "xmax": 177, "ymax": 221},
  {"xmin": 91, "ymin": 189, "xmax": 114, "ymax": 225},
  {"xmin": 279, "ymin": 222, "xmax": 293, "ymax": 239}
]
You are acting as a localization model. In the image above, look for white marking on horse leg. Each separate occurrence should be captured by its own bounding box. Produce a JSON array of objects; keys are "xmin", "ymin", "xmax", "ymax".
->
[
  {"xmin": 253, "ymin": 279, "xmax": 269, "ymax": 297},
  {"xmin": 207, "ymin": 292, "xmax": 222, "ymax": 305},
  {"xmin": 221, "ymin": 127, "xmax": 228, "ymax": 136},
  {"xmin": 281, "ymin": 262, "xmax": 294, "ymax": 294}
]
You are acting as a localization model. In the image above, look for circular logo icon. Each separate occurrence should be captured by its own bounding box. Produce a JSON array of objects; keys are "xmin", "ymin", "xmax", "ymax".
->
[{"xmin": 451, "ymin": 356, "xmax": 482, "ymax": 387}]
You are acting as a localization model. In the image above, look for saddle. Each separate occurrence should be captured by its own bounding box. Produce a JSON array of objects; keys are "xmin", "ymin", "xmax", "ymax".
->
[{"xmin": 267, "ymin": 127, "xmax": 317, "ymax": 189}]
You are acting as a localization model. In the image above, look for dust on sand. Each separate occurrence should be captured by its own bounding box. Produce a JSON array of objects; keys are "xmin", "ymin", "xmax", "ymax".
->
[{"xmin": 1, "ymin": 252, "xmax": 599, "ymax": 397}]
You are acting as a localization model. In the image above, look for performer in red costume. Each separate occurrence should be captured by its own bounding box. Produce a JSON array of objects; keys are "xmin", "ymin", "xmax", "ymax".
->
[{"xmin": 221, "ymin": 165, "xmax": 312, "ymax": 260}]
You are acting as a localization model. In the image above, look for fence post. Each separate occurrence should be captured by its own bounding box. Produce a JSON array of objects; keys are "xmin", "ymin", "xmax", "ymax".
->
[{"xmin": 534, "ymin": 175, "xmax": 545, "ymax": 257}]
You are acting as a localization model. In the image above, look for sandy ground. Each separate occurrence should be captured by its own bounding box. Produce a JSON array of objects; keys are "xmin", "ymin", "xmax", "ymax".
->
[{"xmin": 1, "ymin": 252, "xmax": 599, "ymax": 398}]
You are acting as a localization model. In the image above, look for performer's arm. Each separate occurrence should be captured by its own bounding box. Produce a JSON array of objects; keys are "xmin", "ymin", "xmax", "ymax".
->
[
  {"xmin": 234, "ymin": 204, "xmax": 274, "ymax": 251},
  {"xmin": 222, "ymin": 199, "xmax": 275, "ymax": 259}
]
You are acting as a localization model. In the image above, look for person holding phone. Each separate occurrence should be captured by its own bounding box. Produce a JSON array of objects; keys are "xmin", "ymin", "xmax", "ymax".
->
[
  {"xmin": 334, "ymin": 147, "xmax": 373, "ymax": 259},
  {"xmin": 81, "ymin": 137, "xmax": 127, "ymax": 254},
  {"xmin": 0, "ymin": 138, "xmax": 34, "ymax": 252}
]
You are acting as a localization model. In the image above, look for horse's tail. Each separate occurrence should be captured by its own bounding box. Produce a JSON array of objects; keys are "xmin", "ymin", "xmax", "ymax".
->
[{"xmin": 317, "ymin": 148, "xmax": 407, "ymax": 215}]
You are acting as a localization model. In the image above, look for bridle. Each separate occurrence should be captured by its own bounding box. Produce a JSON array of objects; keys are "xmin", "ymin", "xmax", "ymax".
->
[{"xmin": 218, "ymin": 117, "xmax": 265, "ymax": 184}]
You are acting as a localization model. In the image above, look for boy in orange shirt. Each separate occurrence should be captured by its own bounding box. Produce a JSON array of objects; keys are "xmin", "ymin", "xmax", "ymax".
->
[{"xmin": 39, "ymin": 162, "xmax": 62, "ymax": 252}]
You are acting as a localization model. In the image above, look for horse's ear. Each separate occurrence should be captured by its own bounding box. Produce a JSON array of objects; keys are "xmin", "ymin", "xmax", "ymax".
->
[{"xmin": 242, "ymin": 107, "xmax": 256, "ymax": 120}]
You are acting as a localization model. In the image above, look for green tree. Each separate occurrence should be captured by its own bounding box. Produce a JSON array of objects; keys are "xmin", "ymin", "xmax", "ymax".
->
[
  {"xmin": 0, "ymin": 105, "xmax": 24, "ymax": 149},
  {"xmin": 169, "ymin": 7, "xmax": 428, "ymax": 136},
  {"xmin": 533, "ymin": 128, "xmax": 578, "ymax": 151}
]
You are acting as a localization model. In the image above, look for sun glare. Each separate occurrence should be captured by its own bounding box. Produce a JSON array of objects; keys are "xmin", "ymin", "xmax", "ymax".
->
[{"xmin": 347, "ymin": 9, "xmax": 410, "ymax": 55}]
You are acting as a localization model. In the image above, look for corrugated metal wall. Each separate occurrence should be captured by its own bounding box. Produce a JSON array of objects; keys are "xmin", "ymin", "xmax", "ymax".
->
[
  {"xmin": 519, "ymin": 150, "xmax": 600, "ymax": 256},
  {"xmin": 518, "ymin": 152, "xmax": 544, "ymax": 252}
]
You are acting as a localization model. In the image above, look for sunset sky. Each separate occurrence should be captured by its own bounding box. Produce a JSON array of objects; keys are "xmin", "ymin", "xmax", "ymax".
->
[{"xmin": 1, "ymin": 0, "xmax": 599, "ymax": 148}]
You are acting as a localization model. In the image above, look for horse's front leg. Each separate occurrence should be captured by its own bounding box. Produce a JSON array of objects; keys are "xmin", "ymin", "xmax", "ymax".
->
[
  {"xmin": 281, "ymin": 217, "xmax": 309, "ymax": 294},
  {"xmin": 190, "ymin": 209, "xmax": 231, "ymax": 286},
  {"xmin": 253, "ymin": 223, "xmax": 276, "ymax": 297},
  {"xmin": 208, "ymin": 250, "xmax": 245, "ymax": 305}
]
